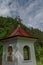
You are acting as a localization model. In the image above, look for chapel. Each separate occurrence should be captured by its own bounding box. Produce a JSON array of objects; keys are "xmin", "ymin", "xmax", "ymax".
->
[{"xmin": 0, "ymin": 21, "xmax": 38, "ymax": 65}]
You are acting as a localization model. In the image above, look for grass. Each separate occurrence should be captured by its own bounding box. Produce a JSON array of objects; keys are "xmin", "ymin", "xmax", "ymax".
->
[
  {"xmin": 37, "ymin": 64, "xmax": 43, "ymax": 65},
  {"xmin": 37, "ymin": 63, "xmax": 43, "ymax": 65}
]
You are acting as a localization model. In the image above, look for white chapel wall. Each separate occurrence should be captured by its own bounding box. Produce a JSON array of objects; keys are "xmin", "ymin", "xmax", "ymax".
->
[
  {"xmin": 2, "ymin": 38, "xmax": 18, "ymax": 65},
  {"xmin": 2, "ymin": 37, "xmax": 36, "ymax": 65},
  {"xmin": 17, "ymin": 37, "xmax": 36, "ymax": 65}
]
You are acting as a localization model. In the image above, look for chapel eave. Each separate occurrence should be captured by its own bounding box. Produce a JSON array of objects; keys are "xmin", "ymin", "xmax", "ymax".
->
[{"xmin": 0, "ymin": 24, "xmax": 38, "ymax": 41}]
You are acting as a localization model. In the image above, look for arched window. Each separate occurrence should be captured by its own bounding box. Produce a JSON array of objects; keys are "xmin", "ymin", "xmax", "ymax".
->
[
  {"xmin": 7, "ymin": 46, "xmax": 13, "ymax": 62},
  {"xmin": 8, "ymin": 46, "xmax": 13, "ymax": 52},
  {"xmin": 23, "ymin": 46, "xmax": 30, "ymax": 60}
]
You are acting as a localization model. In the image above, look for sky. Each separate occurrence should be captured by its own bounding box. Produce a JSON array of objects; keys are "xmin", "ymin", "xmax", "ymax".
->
[{"xmin": 0, "ymin": 0, "xmax": 43, "ymax": 31}]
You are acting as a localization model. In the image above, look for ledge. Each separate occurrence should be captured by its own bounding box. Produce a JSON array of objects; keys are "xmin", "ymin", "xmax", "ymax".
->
[{"xmin": 23, "ymin": 60, "xmax": 32, "ymax": 63}]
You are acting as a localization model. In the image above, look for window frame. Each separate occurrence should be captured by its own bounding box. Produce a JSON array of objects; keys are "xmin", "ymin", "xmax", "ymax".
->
[
  {"xmin": 23, "ymin": 45, "xmax": 31, "ymax": 60},
  {"xmin": 7, "ymin": 46, "xmax": 13, "ymax": 62}
]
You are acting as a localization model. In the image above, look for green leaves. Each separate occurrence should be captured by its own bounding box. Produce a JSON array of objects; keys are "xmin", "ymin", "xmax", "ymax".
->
[
  {"xmin": 0, "ymin": 42, "xmax": 3, "ymax": 55},
  {"xmin": 0, "ymin": 28, "xmax": 6, "ymax": 38}
]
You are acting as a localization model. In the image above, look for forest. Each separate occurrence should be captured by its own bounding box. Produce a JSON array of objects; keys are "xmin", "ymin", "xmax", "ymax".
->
[{"xmin": 0, "ymin": 16, "xmax": 43, "ymax": 65}]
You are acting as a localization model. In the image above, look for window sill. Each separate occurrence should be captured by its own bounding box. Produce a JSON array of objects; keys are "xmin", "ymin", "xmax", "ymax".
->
[{"xmin": 23, "ymin": 60, "xmax": 32, "ymax": 63}]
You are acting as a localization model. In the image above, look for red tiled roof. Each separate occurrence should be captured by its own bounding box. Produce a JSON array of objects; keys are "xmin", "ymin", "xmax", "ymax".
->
[
  {"xmin": 0, "ymin": 25, "xmax": 38, "ymax": 40},
  {"xmin": 7, "ymin": 25, "xmax": 33, "ymax": 37}
]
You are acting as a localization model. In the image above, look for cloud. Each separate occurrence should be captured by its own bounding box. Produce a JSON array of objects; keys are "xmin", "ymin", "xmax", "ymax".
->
[
  {"xmin": 18, "ymin": 0, "xmax": 43, "ymax": 31},
  {"xmin": 0, "ymin": 0, "xmax": 43, "ymax": 31},
  {"xmin": 0, "ymin": 0, "xmax": 11, "ymax": 17}
]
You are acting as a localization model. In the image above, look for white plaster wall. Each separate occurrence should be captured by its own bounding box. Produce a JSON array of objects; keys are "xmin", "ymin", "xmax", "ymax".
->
[
  {"xmin": 2, "ymin": 37, "xmax": 37, "ymax": 65},
  {"xmin": 2, "ymin": 38, "xmax": 18, "ymax": 65},
  {"xmin": 17, "ymin": 37, "xmax": 36, "ymax": 65}
]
